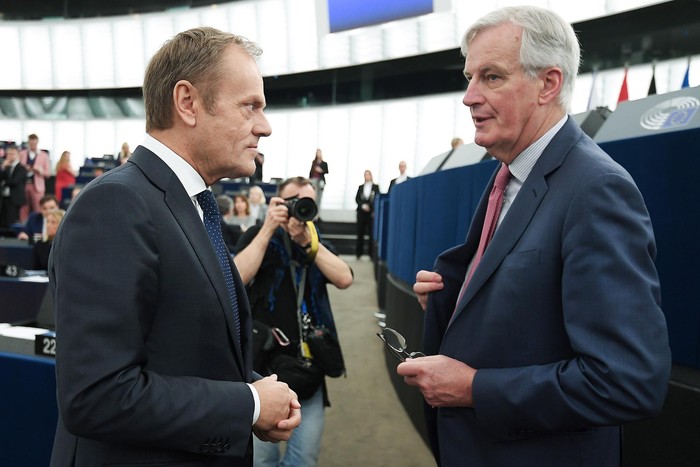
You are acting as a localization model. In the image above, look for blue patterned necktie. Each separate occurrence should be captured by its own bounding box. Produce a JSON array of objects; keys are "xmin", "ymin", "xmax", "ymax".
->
[{"xmin": 196, "ymin": 189, "xmax": 241, "ymax": 341}]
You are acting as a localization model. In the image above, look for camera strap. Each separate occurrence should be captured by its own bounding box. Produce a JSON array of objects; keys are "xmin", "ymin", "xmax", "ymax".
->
[
  {"xmin": 305, "ymin": 221, "xmax": 319, "ymax": 262},
  {"xmin": 283, "ymin": 235, "xmax": 313, "ymax": 360}
]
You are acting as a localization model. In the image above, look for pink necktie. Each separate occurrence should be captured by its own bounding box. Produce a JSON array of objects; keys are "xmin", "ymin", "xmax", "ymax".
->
[{"xmin": 454, "ymin": 163, "xmax": 511, "ymax": 312}]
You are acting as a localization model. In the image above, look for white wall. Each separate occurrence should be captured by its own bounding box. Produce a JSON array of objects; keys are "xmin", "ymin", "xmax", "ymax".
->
[{"xmin": 1, "ymin": 0, "xmax": 694, "ymax": 213}]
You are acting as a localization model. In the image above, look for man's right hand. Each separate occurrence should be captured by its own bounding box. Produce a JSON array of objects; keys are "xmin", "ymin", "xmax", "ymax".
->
[
  {"xmin": 413, "ymin": 270, "xmax": 444, "ymax": 311},
  {"xmin": 252, "ymin": 375, "xmax": 301, "ymax": 442}
]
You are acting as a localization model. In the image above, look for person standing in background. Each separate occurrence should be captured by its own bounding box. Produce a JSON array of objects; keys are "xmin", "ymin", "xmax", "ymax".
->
[
  {"xmin": 19, "ymin": 133, "xmax": 50, "ymax": 221},
  {"xmin": 118, "ymin": 142, "xmax": 132, "ymax": 165},
  {"xmin": 251, "ymin": 152, "xmax": 264, "ymax": 183},
  {"xmin": 54, "ymin": 151, "xmax": 76, "ymax": 203},
  {"xmin": 355, "ymin": 170, "xmax": 379, "ymax": 259},
  {"xmin": 0, "ymin": 145, "xmax": 28, "ymax": 228},
  {"xmin": 388, "ymin": 160, "xmax": 410, "ymax": 193},
  {"xmin": 402, "ymin": 6, "xmax": 671, "ymax": 466},
  {"xmin": 308, "ymin": 149, "xmax": 328, "ymax": 213},
  {"xmin": 49, "ymin": 27, "xmax": 300, "ymax": 467}
]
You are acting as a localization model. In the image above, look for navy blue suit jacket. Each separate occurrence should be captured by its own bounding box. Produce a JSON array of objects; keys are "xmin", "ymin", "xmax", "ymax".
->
[
  {"xmin": 49, "ymin": 146, "xmax": 255, "ymax": 466},
  {"xmin": 22, "ymin": 211, "xmax": 44, "ymax": 238},
  {"xmin": 424, "ymin": 117, "xmax": 671, "ymax": 466}
]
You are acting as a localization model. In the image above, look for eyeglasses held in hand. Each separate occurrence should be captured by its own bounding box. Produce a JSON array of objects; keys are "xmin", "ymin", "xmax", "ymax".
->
[{"xmin": 377, "ymin": 327, "xmax": 426, "ymax": 362}]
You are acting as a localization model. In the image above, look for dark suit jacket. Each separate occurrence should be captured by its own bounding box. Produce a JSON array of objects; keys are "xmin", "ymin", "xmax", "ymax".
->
[
  {"xmin": 388, "ymin": 176, "xmax": 411, "ymax": 192},
  {"xmin": 1, "ymin": 161, "xmax": 28, "ymax": 206},
  {"xmin": 309, "ymin": 160, "xmax": 328, "ymax": 183},
  {"xmin": 355, "ymin": 183, "xmax": 379, "ymax": 213},
  {"xmin": 21, "ymin": 212, "xmax": 44, "ymax": 240},
  {"xmin": 423, "ymin": 117, "xmax": 671, "ymax": 467},
  {"xmin": 49, "ymin": 146, "xmax": 256, "ymax": 466},
  {"xmin": 221, "ymin": 219, "xmax": 244, "ymax": 254}
]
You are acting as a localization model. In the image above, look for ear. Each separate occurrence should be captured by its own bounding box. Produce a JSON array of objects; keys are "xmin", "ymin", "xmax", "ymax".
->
[
  {"xmin": 539, "ymin": 67, "xmax": 563, "ymax": 105},
  {"xmin": 172, "ymin": 80, "xmax": 198, "ymax": 128}
]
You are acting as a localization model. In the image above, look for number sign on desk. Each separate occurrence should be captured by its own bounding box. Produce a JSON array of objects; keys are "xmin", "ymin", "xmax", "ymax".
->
[{"xmin": 35, "ymin": 332, "xmax": 56, "ymax": 357}]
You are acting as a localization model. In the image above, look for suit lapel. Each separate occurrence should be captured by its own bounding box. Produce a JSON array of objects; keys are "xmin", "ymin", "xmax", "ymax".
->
[
  {"xmin": 130, "ymin": 148, "xmax": 246, "ymax": 374},
  {"xmin": 449, "ymin": 118, "xmax": 580, "ymax": 326}
]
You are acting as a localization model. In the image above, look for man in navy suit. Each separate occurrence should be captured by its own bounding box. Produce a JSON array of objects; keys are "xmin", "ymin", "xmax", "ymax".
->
[
  {"xmin": 49, "ymin": 28, "xmax": 300, "ymax": 466},
  {"xmin": 399, "ymin": 6, "xmax": 671, "ymax": 467}
]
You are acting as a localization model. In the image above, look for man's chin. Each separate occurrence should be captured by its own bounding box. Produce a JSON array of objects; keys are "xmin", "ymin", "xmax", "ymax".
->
[{"xmin": 473, "ymin": 134, "xmax": 491, "ymax": 151}]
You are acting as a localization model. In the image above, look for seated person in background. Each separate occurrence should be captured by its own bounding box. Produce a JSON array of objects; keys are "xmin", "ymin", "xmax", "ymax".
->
[
  {"xmin": 18, "ymin": 194, "xmax": 58, "ymax": 243},
  {"xmin": 230, "ymin": 193, "xmax": 256, "ymax": 231},
  {"xmin": 248, "ymin": 185, "xmax": 268, "ymax": 224},
  {"xmin": 60, "ymin": 185, "xmax": 83, "ymax": 210},
  {"xmin": 216, "ymin": 194, "xmax": 243, "ymax": 253},
  {"xmin": 54, "ymin": 151, "xmax": 77, "ymax": 203},
  {"xmin": 118, "ymin": 142, "xmax": 132, "ymax": 165},
  {"xmin": 33, "ymin": 209, "xmax": 65, "ymax": 270}
]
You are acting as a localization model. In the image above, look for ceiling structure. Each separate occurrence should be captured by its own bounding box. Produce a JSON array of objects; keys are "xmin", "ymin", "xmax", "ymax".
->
[{"xmin": 1, "ymin": 0, "xmax": 699, "ymax": 107}]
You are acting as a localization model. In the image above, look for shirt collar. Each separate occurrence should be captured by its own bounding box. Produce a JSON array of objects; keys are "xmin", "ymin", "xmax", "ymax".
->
[
  {"xmin": 508, "ymin": 115, "xmax": 568, "ymax": 183},
  {"xmin": 142, "ymin": 133, "xmax": 207, "ymax": 198}
]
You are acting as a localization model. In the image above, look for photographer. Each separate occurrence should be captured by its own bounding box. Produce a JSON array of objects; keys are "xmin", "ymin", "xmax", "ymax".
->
[{"xmin": 234, "ymin": 176, "xmax": 353, "ymax": 467}]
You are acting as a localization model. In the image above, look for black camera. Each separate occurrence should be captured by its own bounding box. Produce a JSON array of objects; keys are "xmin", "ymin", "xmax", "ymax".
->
[{"xmin": 284, "ymin": 197, "xmax": 318, "ymax": 222}]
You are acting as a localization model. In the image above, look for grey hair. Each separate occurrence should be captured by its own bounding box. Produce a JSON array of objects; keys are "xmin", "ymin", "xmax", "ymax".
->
[
  {"xmin": 461, "ymin": 6, "xmax": 580, "ymax": 110},
  {"xmin": 216, "ymin": 194, "xmax": 234, "ymax": 216}
]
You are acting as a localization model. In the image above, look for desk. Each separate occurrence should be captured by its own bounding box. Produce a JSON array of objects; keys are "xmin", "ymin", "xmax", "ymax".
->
[
  {"xmin": 0, "ymin": 351, "xmax": 57, "ymax": 466},
  {"xmin": 0, "ymin": 276, "xmax": 49, "ymax": 324},
  {"xmin": 0, "ymin": 237, "xmax": 34, "ymax": 270}
]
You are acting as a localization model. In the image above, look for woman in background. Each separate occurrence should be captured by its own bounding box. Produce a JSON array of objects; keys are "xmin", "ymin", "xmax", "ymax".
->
[
  {"xmin": 54, "ymin": 151, "xmax": 76, "ymax": 203},
  {"xmin": 308, "ymin": 148, "xmax": 328, "ymax": 213},
  {"xmin": 355, "ymin": 170, "xmax": 379, "ymax": 259},
  {"xmin": 118, "ymin": 142, "xmax": 132, "ymax": 165},
  {"xmin": 229, "ymin": 194, "xmax": 256, "ymax": 231},
  {"xmin": 33, "ymin": 209, "xmax": 65, "ymax": 270},
  {"xmin": 248, "ymin": 185, "xmax": 268, "ymax": 224}
]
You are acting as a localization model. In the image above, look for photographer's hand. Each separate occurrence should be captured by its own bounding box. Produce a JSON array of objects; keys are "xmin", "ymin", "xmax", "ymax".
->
[
  {"xmin": 287, "ymin": 217, "xmax": 310, "ymax": 247},
  {"xmin": 233, "ymin": 196, "xmax": 288, "ymax": 285}
]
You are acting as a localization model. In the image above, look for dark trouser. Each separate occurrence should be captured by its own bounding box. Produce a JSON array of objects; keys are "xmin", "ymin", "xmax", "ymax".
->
[
  {"xmin": 0, "ymin": 197, "xmax": 20, "ymax": 228},
  {"xmin": 356, "ymin": 210, "xmax": 373, "ymax": 258}
]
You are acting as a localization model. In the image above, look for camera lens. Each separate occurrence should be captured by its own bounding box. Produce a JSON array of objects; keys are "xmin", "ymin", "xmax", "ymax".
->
[{"xmin": 288, "ymin": 197, "xmax": 318, "ymax": 221}]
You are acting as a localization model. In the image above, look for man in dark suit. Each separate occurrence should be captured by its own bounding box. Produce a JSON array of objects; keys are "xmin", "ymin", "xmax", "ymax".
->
[
  {"xmin": 0, "ymin": 145, "xmax": 28, "ymax": 228},
  {"xmin": 388, "ymin": 160, "xmax": 410, "ymax": 193},
  {"xmin": 399, "ymin": 6, "xmax": 671, "ymax": 467},
  {"xmin": 49, "ymin": 27, "xmax": 300, "ymax": 467},
  {"xmin": 355, "ymin": 169, "xmax": 379, "ymax": 259}
]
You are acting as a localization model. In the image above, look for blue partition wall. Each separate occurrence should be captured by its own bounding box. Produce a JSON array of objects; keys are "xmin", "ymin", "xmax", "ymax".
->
[
  {"xmin": 593, "ymin": 85, "xmax": 700, "ymax": 368},
  {"xmin": 387, "ymin": 161, "xmax": 496, "ymax": 285},
  {"xmin": 599, "ymin": 129, "xmax": 700, "ymax": 368}
]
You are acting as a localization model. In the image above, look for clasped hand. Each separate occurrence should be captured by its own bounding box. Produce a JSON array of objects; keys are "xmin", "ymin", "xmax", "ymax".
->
[{"xmin": 252, "ymin": 375, "xmax": 301, "ymax": 442}]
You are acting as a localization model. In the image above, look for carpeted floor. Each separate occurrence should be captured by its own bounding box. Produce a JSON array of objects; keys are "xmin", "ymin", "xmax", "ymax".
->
[{"xmin": 317, "ymin": 256, "xmax": 435, "ymax": 467}]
